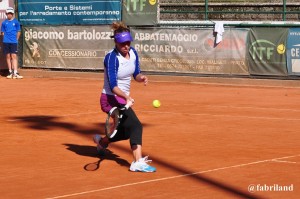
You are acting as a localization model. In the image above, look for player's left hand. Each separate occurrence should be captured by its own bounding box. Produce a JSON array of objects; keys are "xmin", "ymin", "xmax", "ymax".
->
[{"xmin": 140, "ymin": 75, "xmax": 148, "ymax": 86}]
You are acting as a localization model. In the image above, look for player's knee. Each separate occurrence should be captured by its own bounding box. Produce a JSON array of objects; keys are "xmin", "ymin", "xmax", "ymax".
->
[
  {"xmin": 135, "ymin": 120, "xmax": 143, "ymax": 132},
  {"xmin": 129, "ymin": 122, "xmax": 143, "ymax": 145}
]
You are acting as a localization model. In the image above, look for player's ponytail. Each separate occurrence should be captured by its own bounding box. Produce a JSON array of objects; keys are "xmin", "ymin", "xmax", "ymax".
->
[{"xmin": 111, "ymin": 21, "xmax": 130, "ymax": 36}]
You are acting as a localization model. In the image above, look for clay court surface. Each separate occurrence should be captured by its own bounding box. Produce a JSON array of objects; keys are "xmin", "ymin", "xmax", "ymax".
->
[{"xmin": 1, "ymin": 70, "xmax": 299, "ymax": 199}]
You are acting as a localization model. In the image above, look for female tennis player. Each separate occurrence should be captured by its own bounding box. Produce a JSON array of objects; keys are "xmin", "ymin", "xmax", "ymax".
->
[{"xmin": 93, "ymin": 21, "xmax": 156, "ymax": 172}]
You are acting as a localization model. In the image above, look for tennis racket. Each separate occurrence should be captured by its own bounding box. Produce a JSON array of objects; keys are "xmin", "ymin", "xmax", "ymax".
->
[{"xmin": 105, "ymin": 103, "xmax": 131, "ymax": 139}]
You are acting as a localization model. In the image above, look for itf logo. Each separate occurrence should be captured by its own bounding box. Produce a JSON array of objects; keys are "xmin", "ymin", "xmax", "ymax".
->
[
  {"xmin": 126, "ymin": 0, "xmax": 156, "ymax": 12},
  {"xmin": 249, "ymin": 40, "xmax": 285, "ymax": 61}
]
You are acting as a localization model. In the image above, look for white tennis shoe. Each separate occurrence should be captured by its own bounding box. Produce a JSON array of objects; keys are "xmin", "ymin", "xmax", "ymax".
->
[
  {"xmin": 6, "ymin": 72, "xmax": 13, "ymax": 79},
  {"xmin": 130, "ymin": 156, "xmax": 156, "ymax": 172},
  {"xmin": 13, "ymin": 73, "xmax": 23, "ymax": 79}
]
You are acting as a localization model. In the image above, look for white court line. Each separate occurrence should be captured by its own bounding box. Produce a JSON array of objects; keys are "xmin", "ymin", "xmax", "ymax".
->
[
  {"xmin": 5, "ymin": 104, "xmax": 300, "ymax": 122},
  {"xmin": 45, "ymin": 154, "xmax": 300, "ymax": 199},
  {"xmin": 6, "ymin": 106, "xmax": 300, "ymax": 122},
  {"xmin": 271, "ymin": 155, "xmax": 299, "ymax": 164},
  {"xmin": 274, "ymin": 155, "xmax": 300, "ymax": 160},
  {"xmin": 205, "ymin": 105, "xmax": 300, "ymax": 112},
  {"xmin": 31, "ymin": 74, "xmax": 300, "ymax": 89},
  {"xmin": 6, "ymin": 105, "xmax": 300, "ymax": 123},
  {"xmin": 271, "ymin": 160, "xmax": 298, "ymax": 164},
  {"xmin": 149, "ymin": 104, "xmax": 300, "ymax": 113},
  {"xmin": 140, "ymin": 110, "xmax": 300, "ymax": 121},
  {"xmin": 149, "ymin": 79, "xmax": 300, "ymax": 89}
]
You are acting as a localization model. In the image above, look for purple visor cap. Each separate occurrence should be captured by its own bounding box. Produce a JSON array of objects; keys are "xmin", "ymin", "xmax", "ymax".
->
[{"xmin": 114, "ymin": 32, "xmax": 133, "ymax": 43}]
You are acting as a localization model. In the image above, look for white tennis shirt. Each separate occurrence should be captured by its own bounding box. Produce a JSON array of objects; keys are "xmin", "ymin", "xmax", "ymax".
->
[{"xmin": 102, "ymin": 47, "xmax": 140, "ymax": 96}]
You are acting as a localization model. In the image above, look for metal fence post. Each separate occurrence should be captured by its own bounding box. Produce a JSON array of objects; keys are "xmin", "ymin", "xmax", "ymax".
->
[
  {"xmin": 283, "ymin": 0, "xmax": 286, "ymax": 21},
  {"xmin": 205, "ymin": 0, "xmax": 208, "ymax": 20}
]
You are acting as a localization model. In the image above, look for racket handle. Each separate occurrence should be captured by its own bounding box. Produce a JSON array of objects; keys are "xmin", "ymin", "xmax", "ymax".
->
[
  {"xmin": 125, "ymin": 100, "xmax": 133, "ymax": 109},
  {"xmin": 125, "ymin": 104, "xmax": 130, "ymax": 109}
]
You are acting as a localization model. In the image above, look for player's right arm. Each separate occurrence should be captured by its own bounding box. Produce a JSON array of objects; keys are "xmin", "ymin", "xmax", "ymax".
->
[{"xmin": 112, "ymin": 87, "xmax": 133, "ymax": 105}]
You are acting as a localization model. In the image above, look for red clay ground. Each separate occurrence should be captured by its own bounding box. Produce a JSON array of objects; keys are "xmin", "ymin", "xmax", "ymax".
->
[{"xmin": 0, "ymin": 70, "xmax": 299, "ymax": 199}]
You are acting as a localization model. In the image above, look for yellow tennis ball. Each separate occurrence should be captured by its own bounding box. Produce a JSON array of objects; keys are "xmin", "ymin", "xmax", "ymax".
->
[{"xmin": 152, "ymin": 100, "xmax": 161, "ymax": 108}]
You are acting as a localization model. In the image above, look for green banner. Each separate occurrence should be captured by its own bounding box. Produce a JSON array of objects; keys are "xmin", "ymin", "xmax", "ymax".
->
[
  {"xmin": 122, "ymin": 0, "xmax": 158, "ymax": 26},
  {"xmin": 247, "ymin": 28, "xmax": 288, "ymax": 76}
]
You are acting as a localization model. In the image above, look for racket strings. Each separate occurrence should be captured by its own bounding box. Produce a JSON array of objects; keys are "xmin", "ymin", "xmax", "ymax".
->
[
  {"xmin": 105, "ymin": 107, "xmax": 128, "ymax": 138},
  {"xmin": 107, "ymin": 109, "xmax": 120, "ymax": 137},
  {"xmin": 110, "ymin": 114, "xmax": 119, "ymax": 131}
]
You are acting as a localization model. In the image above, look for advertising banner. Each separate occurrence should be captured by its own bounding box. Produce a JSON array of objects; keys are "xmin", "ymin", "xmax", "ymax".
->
[
  {"xmin": 22, "ymin": 26, "xmax": 113, "ymax": 69},
  {"xmin": 0, "ymin": 0, "xmax": 15, "ymax": 69},
  {"xmin": 22, "ymin": 26, "xmax": 248, "ymax": 74},
  {"xmin": 247, "ymin": 28, "xmax": 288, "ymax": 76},
  {"xmin": 122, "ymin": 0, "xmax": 158, "ymax": 26},
  {"xmin": 131, "ymin": 28, "xmax": 249, "ymax": 75},
  {"xmin": 0, "ymin": 0, "xmax": 14, "ymax": 23},
  {"xmin": 18, "ymin": 0, "xmax": 121, "ymax": 25},
  {"xmin": 287, "ymin": 28, "xmax": 300, "ymax": 76}
]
